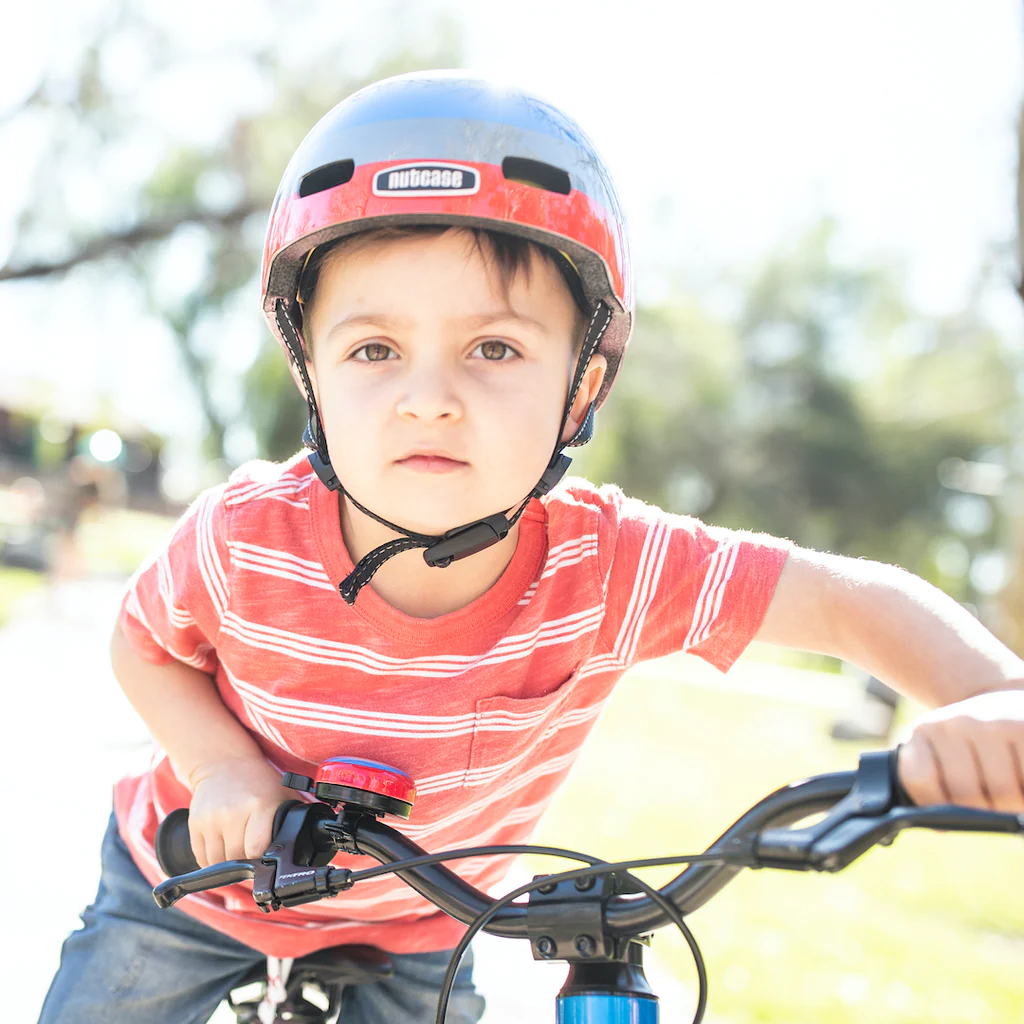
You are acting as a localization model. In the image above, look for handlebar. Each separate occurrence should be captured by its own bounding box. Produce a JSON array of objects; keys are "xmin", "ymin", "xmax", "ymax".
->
[{"xmin": 153, "ymin": 750, "xmax": 1024, "ymax": 944}]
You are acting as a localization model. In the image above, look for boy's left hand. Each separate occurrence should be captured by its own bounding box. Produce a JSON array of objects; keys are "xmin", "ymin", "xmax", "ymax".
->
[{"xmin": 897, "ymin": 689, "xmax": 1024, "ymax": 812}]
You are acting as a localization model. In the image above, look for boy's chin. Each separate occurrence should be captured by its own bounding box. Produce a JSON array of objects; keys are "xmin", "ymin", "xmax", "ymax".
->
[
  {"xmin": 381, "ymin": 498, "xmax": 521, "ymax": 537},
  {"xmin": 346, "ymin": 477, "xmax": 538, "ymax": 536},
  {"xmin": 389, "ymin": 509, "xmax": 485, "ymax": 536}
]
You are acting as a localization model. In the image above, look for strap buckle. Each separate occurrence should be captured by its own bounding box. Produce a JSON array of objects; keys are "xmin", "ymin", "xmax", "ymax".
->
[{"xmin": 423, "ymin": 513, "xmax": 511, "ymax": 568}]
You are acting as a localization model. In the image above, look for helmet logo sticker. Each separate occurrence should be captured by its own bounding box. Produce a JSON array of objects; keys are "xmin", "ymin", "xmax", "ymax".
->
[{"xmin": 373, "ymin": 162, "xmax": 480, "ymax": 197}]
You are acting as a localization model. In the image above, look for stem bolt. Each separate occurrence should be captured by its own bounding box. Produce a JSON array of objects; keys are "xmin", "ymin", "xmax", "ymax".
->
[
  {"xmin": 536, "ymin": 936, "xmax": 556, "ymax": 958},
  {"xmin": 574, "ymin": 934, "xmax": 597, "ymax": 958}
]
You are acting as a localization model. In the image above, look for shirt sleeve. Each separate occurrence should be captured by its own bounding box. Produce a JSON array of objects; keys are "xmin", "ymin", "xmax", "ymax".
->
[
  {"xmin": 598, "ymin": 489, "xmax": 791, "ymax": 673},
  {"xmin": 118, "ymin": 485, "xmax": 230, "ymax": 674}
]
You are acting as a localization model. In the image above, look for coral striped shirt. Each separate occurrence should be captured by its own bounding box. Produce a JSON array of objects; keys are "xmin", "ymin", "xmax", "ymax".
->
[{"xmin": 115, "ymin": 452, "xmax": 789, "ymax": 957}]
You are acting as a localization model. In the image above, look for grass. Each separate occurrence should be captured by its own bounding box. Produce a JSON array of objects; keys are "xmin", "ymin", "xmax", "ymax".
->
[
  {"xmin": 74, "ymin": 506, "xmax": 177, "ymax": 576},
  {"xmin": 0, "ymin": 566, "xmax": 45, "ymax": 627},
  {"xmin": 530, "ymin": 653, "xmax": 1024, "ymax": 1023},
  {"xmin": 0, "ymin": 506, "xmax": 176, "ymax": 628}
]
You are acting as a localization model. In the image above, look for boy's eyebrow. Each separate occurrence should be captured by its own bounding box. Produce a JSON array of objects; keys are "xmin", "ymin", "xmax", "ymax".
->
[
  {"xmin": 325, "ymin": 309, "xmax": 548, "ymax": 339},
  {"xmin": 462, "ymin": 310, "xmax": 548, "ymax": 332},
  {"xmin": 325, "ymin": 313, "xmax": 412, "ymax": 339}
]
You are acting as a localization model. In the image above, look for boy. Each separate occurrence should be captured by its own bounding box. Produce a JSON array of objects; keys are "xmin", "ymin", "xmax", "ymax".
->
[{"xmin": 40, "ymin": 71, "xmax": 1024, "ymax": 1024}]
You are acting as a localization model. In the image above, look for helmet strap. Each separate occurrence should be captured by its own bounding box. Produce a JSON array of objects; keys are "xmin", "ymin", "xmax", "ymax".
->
[{"xmin": 276, "ymin": 297, "xmax": 612, "ymax": 605}]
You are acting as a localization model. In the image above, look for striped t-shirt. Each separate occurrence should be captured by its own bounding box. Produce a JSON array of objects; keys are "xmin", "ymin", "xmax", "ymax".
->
[{"xmin": 115, "ymin": 451, "xmax": 789, "ymax": 957}]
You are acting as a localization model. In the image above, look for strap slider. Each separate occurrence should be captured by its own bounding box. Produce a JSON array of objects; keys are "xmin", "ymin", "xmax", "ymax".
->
[
  {"xmin": 423, "ymin": 513, "xmax": 511, "ymax": 567},
  {"xmin": 535, "ymin": 453, "xmax": 572, "ymax": 497}
]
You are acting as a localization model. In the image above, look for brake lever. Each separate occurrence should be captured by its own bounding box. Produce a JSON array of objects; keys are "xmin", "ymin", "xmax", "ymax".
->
[
  {"xmin": 153, "ymin": 860, "xmax": 259, "ymax": 908},
  {"xmin": 152, "ymin": 801, "xmax": 342, "ymax": 912},
  {"xmin": 805, "ymin": 803, "xmax": 1024, "ymax": 872},
  {"xmin": 754, "ymin": 749, "xmax": 1024, "ymax": 873},
  {"xmin": 251, "ymin": 801, "xmax": 341, "ymax": 911}
]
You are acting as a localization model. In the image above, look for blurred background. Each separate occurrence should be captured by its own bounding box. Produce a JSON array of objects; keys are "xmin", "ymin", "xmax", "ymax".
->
[{"xmin": 2, "ymin": 1, "xmax": 1023, "ymax": 1022}]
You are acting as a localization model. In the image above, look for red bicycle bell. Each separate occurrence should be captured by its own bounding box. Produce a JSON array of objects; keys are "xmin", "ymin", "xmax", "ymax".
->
[{"xmin": 283, "ymin": 757, "xmax": 417, "ymax": 820}]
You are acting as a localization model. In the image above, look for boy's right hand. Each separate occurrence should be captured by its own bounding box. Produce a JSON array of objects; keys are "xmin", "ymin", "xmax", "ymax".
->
[{"xmin": 186, "ymin": 756, "xmax": 286, "ymax": 867}]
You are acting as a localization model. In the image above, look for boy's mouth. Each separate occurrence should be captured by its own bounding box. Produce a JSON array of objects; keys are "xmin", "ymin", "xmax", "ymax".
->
[{"xmin": 395, "ymin": 449, "xmax": 469, "ymax": 474}]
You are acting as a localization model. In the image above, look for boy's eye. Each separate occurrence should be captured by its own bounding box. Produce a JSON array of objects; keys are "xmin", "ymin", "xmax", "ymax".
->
[
  {"xmin": 473, "ymin": 340, "xmax": 518, "ymax": 361},
  {"xmin": 352, "ymin": 342, "xmax": 395, "ymax": 362}
]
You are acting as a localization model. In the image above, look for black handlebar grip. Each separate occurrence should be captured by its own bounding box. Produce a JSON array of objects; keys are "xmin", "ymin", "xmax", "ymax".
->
[
  {"xmin": 155, "ymin": 808, "xmax": 201, "ymax": 876},
  {"xmin": 889, "ymin": 745, "xmax": 917, "ymax": 807},
  {"xmin": 154, "ymin": 800, "xmax": 305, "ymax": 878}
]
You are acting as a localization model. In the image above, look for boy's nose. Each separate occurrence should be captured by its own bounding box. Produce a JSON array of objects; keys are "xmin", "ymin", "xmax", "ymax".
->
[{"xmin": 394, "ymin": 365, "xmax": 464, "ymax": 423}]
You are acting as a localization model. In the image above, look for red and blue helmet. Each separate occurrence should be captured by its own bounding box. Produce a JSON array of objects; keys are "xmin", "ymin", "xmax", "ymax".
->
[{"xmin": 260, "ymin": 70, "xmax": 633, "ymax": 407}]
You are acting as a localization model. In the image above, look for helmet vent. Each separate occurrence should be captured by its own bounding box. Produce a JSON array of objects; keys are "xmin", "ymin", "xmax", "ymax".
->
[
  {"xmin": 298, "ymin": 159, "xmax": 355, "ymax": 198},
  {"xmin": 502, "ymin": 156, "xmax": 571, "ymax": 196}
]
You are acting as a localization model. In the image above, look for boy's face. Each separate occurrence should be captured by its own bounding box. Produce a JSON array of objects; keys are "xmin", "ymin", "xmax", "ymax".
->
[{"xmin": 305, "ymin": 230, "xmax": 604, "ymax": 536}]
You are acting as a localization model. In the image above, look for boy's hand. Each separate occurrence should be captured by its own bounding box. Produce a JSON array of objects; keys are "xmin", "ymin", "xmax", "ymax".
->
[
  {"xmin": 186, "ymin": 756, "xmax": 286, "ymax": 867},
  {"xmin": 897, "ymin": 690, "xmax": 1024, "ymax": 812}
]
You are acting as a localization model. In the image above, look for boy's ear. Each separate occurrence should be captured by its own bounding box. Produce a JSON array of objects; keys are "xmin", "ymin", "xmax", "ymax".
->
[{"xmin": 561, "ymin": 353, "xmax": 607, "ymax": 445}]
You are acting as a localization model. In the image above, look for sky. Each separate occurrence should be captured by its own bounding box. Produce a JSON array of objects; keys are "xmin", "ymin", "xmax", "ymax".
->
[
  {"xmin": 1, "ymin": 0, "xmax": 1022, "ymax": 454},
  {"xmin": 449, "ymin": 0, "xmax": 1024, "ymax": 312}
]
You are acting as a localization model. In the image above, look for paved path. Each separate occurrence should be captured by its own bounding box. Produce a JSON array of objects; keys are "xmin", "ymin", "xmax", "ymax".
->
[
  {"xmin": 5, "ymin": 579, "xmax": 853, "ymax": 1022},
  {"xmin": 2, "ymin": 579, "xmax": 153, "ymax": 1023}
]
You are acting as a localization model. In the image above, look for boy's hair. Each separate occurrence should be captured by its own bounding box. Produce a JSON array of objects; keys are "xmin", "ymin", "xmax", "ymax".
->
[{"xmin": 296, "ymin": 225, "xmax": 590, "ymax": 349}]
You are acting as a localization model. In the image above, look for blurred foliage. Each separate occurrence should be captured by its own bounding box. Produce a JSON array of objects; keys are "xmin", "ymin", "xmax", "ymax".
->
[
  {"xmin": 0, "ymin": 567, "xmax": 45, "ymax": 628},
  {"xmin": 244, "ymin": 341, "xmax": 308, "ymax": 461},
  {"xmin": 575, "ymin": 221, "xmax": 1017, "ymax": 595}
]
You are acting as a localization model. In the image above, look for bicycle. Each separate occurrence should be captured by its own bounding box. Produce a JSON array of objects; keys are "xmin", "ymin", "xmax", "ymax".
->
[{"xmin": 153, "ymin": 751, "xmax": 1024, "ymax": 1023}]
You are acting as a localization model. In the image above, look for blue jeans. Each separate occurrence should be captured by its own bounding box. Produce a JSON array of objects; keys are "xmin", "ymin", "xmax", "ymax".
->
[{"xmin": 38, "ymin": 812, "xmax": 486, "ymax": 1024}]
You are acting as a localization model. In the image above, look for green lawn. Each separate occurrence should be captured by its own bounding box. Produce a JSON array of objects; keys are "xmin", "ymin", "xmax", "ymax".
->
[
  {"xmin": 0, "ymin": 506, "xmax": 176, "ymax": 628},
  {"xmin": 74, "ymin": 506, "xmax": 177, "ymax": 576},
  {"xmin": 531, "ymin": 654, "xmax": 1024, "ymax": 1023},
  {"xmin": 0, "ymin": 566, "xmax": 45, "ymax": 627}
]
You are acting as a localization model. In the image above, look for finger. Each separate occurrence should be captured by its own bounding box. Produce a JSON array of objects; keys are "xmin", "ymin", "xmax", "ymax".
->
[
  {"xmin": 189, "ymin": 823, "xmax": 209, "ymax": 869},
  {"xmin": 930, "ymin": 727, "xmax": 989, "ymax": 809},
  {"xmin": 1013, "ymin": 738, "xmax": 1024, "ymax": 807},
  {"xmin": 243, "ymin": 812, "xmax": 273, "ymax": 861},
  {"xmin": 972, "ymin": 730, "xmax": 1024, "ymax": 813},
  {"xmin": 897, "ymin": 738, "xmax": 945, "ymax": 806},
  {"xmin": 203, "ymin": 831, "xmax": 228, "ymax": 868},
  {"xmin": 221, "ymin": 824, "xmax": 246, "ymax": 862}
]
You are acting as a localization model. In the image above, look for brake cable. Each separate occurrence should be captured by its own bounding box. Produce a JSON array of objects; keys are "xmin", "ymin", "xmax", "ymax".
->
[
  {"xmin": 428, "ymin": 853, "xmax": 723, "ymax": 1024},
  {"xmin": 324, "ymin": 841, "xmax": 727, "ymax": 1024}
]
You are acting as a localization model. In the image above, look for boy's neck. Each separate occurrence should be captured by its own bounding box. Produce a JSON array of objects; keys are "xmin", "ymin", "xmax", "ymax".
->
[{"xmin": 337, "ymin": 494, "xmax": 521, "ymax": 618}]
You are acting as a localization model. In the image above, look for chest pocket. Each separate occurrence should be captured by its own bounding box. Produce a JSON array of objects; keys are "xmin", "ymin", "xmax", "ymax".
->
[{"xmin": 466, "ymin": 668, "xmax": 604, "ymax": 786}]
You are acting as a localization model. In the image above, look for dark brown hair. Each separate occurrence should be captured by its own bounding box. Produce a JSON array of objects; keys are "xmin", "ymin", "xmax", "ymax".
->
[{"xmin": 296, "ymin": 225, "xmax": 589, "ymax": 345}]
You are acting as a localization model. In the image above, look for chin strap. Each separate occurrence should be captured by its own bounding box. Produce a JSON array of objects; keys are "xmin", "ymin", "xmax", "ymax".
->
[{"xmin": 277, "ymin": 298, "xmax": 611, "ymax": 605}]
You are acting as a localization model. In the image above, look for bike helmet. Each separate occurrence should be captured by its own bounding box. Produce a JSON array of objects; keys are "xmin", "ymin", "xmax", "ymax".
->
[{"xmin": 260, "ymin": 70, "xmax": 634, "ymax": 603}]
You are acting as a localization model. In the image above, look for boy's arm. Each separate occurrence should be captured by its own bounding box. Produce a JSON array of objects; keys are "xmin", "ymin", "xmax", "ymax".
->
[
  {"xmin": 111, "ymin": 622, "xmax": 284, "ymax": 867},
  {"xmin": 754, "ymin": 547, "xmax": 1024, "ymax": 811}
]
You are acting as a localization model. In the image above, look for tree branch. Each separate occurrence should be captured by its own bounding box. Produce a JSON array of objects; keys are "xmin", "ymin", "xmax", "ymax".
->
[{"xmin": 0, "ymin": 202, "xmax": 263, "ymax": 283}]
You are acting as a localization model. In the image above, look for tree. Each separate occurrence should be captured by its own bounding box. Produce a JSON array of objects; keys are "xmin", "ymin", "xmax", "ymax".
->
[
  {"xmin": 577, "ymin": 220, "xmax": 1016, "ymax": 592},
  {"xmin": 0, "ymin": 0, "xmax": 461, "ymax": 462}
]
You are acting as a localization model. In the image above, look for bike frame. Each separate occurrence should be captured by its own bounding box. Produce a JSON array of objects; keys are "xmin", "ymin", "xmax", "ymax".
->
[
  {"xmin": 559, "ymin": 996, "xmax": 656, "ymax": 1024},
  {"xmin": 556, "ymin": 955, "xmax": 659, "ymax": 1022}
]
